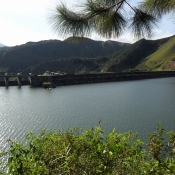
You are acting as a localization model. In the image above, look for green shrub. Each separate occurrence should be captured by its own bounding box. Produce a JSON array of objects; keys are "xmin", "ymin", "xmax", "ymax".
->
[{"xmin": 1, "ymin": 124, "xmax": 175, "ymax": 174}]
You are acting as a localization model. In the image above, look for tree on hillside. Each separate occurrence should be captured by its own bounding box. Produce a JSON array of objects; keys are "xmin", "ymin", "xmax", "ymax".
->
[{"xmin": 49, "ymin": 0, "xmax": 158, "ymax": 40}]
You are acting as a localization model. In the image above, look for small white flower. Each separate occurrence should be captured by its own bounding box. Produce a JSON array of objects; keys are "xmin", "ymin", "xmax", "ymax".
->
[
  {"xmin": 103, "ymin": 150, "xmax": 107, "ymax": 153},
  {"xmin": 109, "ymin": 151, "xmax": 113, "ymax": 155}
]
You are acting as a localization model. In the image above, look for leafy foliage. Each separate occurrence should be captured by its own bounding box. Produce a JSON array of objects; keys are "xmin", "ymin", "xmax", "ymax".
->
[
  {"xmin": 1, "ymin": 125, "xmax": 175, "ymax": 174},
  {"xmin": 130, "ymin": 8, "xmax": 157, "ymax": 38},
  {"xmin": 49, "ymin": 0, "xmax": 157, "ymax": 39},
  {"xmin": 141, "ymin": 0, "xmax": 175, "ymax": 18},
  {"xmin": 50, "ymin": 3, "xmax": 91, "ymax": 37}
]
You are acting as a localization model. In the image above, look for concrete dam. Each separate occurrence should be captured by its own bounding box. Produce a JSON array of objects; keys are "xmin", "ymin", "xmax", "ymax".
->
[{"xmin": 1, "ymin": 71, "xmax": 175, "ymax": 87}]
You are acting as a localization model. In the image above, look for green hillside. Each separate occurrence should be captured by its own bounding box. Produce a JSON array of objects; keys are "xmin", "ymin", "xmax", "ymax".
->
[
  {"xmin": 0, "ymin": 37, "xmax": 129, "ymax": 74},
  {"xmin": 101, "ymin": 37, "xmax": 171, "ymax": 72},
  {"xmin": 137, "ymin": 36, "xmax": 175, "ymax": 71},
  {"xmin": 0, "ymin": 35, "xmax": 175, "ymax": 74}
]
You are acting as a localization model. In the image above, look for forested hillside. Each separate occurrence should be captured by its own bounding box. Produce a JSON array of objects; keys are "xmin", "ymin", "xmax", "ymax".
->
[
  {"xmin": 102, "ymin": 36, "xmax": 171, "ymax": 72},
  {"xmin": 0, "ymin": 36, "xmax": 174, "ymax": 75},
  {"xmin": 0, "ymin": 37, "xmax": 129, "ymax": 74}
]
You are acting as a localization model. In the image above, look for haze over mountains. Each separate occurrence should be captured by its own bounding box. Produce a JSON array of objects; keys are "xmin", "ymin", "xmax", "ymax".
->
[
  {"xmin": 0, "ymin": 35, "xmax": 174, "ymax": 75},
  {"xmin": 0, "ymin": 43, "xmax": 5, "ymax": 47}
]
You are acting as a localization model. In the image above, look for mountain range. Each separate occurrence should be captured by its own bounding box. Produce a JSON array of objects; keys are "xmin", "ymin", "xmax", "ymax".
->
[{"xmin": 0, "ymin": 35, "xmax": 174, "ymax": 75}]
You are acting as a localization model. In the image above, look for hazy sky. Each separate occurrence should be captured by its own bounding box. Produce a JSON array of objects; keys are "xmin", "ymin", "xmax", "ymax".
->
[{"xmin": 0, "ymin": 0, "xmax": 174, "ymax": 46}]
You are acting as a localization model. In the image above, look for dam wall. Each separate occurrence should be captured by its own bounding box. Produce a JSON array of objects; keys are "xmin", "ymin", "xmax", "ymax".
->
[
  {"xmin": 0, "ymin": 71, "xmax": 175, "ymax": 87},
  {"xmin": 29, "ymin": 71, "xmax": 175, "ymax": 87}
]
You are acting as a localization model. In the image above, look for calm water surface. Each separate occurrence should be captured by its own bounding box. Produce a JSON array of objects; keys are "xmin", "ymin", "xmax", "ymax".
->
[{"xmin": 0, "ymin": 77, "xmax": 175, "ymax": 149}]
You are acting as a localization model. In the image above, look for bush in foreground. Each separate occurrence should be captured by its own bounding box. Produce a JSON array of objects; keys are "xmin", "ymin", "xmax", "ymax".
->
[{"xmin": 1, "ymin": 124, "xmax": 175, "ymax": 174}]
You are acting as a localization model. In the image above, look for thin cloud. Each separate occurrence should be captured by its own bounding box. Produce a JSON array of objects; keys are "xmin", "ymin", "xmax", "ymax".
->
[{"xmin": 0, "ymin": 0, "xmax": 174, "ymax": 46}]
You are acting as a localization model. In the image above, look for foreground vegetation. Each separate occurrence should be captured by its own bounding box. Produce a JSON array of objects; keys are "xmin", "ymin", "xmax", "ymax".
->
[{"xmin": 1, "ymin": 124, "xmax": 175, "ymax": 174}]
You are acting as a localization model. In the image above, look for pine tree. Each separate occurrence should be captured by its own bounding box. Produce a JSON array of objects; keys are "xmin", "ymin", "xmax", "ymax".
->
[
  {"xmin": 49, "ymin": 0, "xmax": 158, "ymax": 39},
  {"xmin": 141, "ymin": 0, "xmax": 175, "ymax": 18}
]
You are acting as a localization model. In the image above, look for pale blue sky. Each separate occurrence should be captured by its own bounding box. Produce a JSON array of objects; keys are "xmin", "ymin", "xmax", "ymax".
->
[{"xmin": 0, "ymin": 0, "xmax": 174, "ymax": 46}]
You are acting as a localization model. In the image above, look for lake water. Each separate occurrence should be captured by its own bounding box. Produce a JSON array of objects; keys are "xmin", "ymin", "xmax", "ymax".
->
[{"xmin": 0, "ymin": 77, "xmax": 175, "ymax": 150}]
